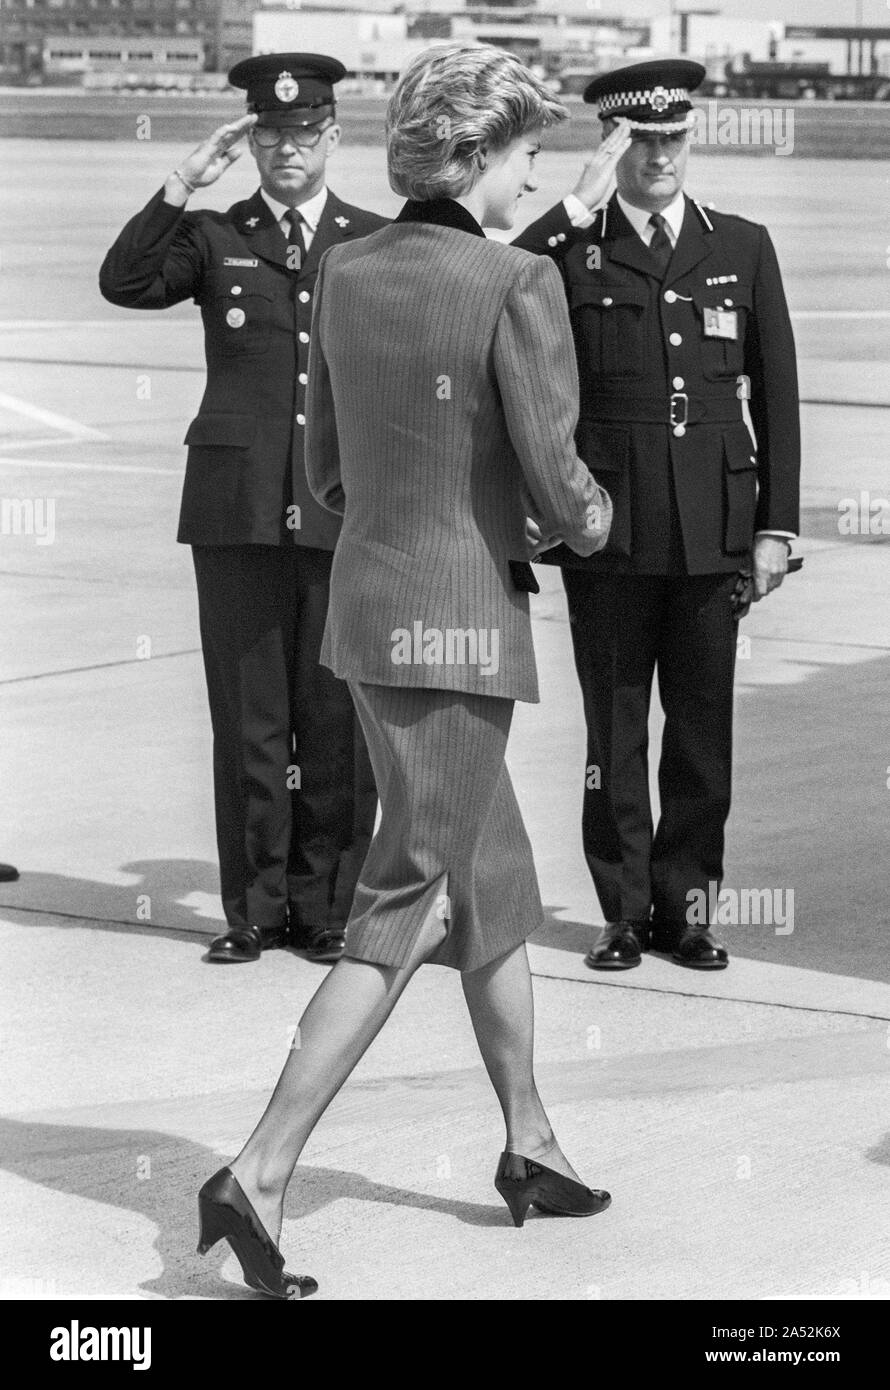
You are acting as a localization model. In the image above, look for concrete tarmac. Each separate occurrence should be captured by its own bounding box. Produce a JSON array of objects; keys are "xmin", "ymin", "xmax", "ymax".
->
[{"xmin": 1, "ymin": 142, "xmax": 889, "ymax": 1300}]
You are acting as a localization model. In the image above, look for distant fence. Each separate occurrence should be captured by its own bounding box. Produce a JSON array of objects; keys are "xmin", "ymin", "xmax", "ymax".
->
[{"xmin": 0, "ymin": 92, "xmax": 889, "ymax": 158}]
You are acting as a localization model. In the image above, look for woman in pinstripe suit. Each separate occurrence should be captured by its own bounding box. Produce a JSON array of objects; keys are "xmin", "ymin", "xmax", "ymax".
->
[{"xmin": 197, "ymin": 44, "xmax": 616, "ymax": 1297}]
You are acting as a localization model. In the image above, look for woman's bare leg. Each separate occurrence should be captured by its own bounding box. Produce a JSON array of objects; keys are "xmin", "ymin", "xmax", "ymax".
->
[
  {"xmin": 229, "ymin": 909, "xmax": 446, "ymax": 1243},
  {"xmin": 461, "ymin": 942, "xmax": 583, "ymax": 1182}
]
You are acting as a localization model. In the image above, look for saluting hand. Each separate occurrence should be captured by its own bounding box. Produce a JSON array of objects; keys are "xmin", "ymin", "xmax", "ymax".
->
[
  {"xmin": 165, "ymin": 115, "xmax": 258, "ymax": 204},
  {"xmin": 180, "ymin": 114, "xmax": 258, "ymax": 186},
  {"xmin": 571, "ymin": 117, "xmax": 632, "ymax": 213}
]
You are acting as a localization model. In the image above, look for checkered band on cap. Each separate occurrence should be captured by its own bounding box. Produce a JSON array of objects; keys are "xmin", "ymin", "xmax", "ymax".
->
[{"xmin": 598, "ymin": 85, "xmax": 689, "ymax": 116}]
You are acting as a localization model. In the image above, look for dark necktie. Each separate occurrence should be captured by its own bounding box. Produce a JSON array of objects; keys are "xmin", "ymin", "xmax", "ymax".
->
[
  {"xmin": 284, "ymin": 209, "xmax": 306, "ymax": 268},
  {"xmin": 648, "ymin": 212, "xmax": 673, "ymax": 277}
]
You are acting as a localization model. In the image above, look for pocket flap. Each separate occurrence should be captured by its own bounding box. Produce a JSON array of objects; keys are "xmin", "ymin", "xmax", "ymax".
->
[
  {"xmin": 693, "ymin": 283, "xmax": 753, "ymax": 310},
  {"xmin": 570, "ymin": 283, "xmax": 649, "ymax": 312},
  {"xmin": 184, "ymin": 413, "xmax": 256, "ymax": 448},
  {"xmin": 724, "ymin": 429, "xmax": 758, "ymax": 472}
]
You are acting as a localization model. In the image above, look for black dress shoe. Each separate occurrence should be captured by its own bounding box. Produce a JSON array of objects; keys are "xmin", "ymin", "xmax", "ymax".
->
[
  {"xmin": 672, "ymin": 926, "xmax": 729, "ymax": 970},
  {"xmin": 585, "ymin": 920, "xmax": 649, "ymax": 970},
  {"xmin": 205, "ymin": 924, "xmax": 287, "ymax": 964},
  {"xmin": 494, "ymin": 1152, "xmax": 611, "ymax": 1228},
  {"xmin": 0, "ymin": 863, "xmax": 19, "ymax": 883},
  {"xmin": 197, "ymin": 1167, "xmax": 317, "ymax": 1299},
  {"xmin": 295, "ymin": 922, "xmax": 344, "ymax": 963}
]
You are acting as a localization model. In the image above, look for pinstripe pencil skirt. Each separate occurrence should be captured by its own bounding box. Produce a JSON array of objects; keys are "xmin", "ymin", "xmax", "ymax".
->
[{"xmin": 343, "ymin": 681, "xmax": 544, "ymax": 973}]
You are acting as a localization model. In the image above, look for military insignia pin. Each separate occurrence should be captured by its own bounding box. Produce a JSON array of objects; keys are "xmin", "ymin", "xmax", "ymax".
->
[
  {"xmin": 274, "ymin": 71, "xmax": 300, "ymax": 104},
  {"xmin": 650, "ymin": 86, "xmax": 669, "ymax": 112},
  {"xmin": 334, "ymin": 216, "xmax": 350, "ymax": 228},
  {"xmin": 245, "ymin": 217, "xmax": 259, "ymax": 229}
]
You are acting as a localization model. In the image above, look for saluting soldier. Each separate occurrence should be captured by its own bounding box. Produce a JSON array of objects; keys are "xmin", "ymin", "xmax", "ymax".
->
[
  {"xmin": 514, "ymin": 60, "xmax": 800, "ymax": 971},
  {"xmin": 100, "ymin": 54, "xmax": 387, "ymax": 964}
]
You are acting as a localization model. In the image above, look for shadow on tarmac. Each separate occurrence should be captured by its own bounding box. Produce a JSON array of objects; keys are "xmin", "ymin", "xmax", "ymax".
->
[
  {"xmin": 3, "ymin": 648, "xmax": 890, "ymax": 981},
  {"xmin": 0, "ymin": 1115, "xmax": 509, "ymax": 1299},
  {"xmin": 536, "ymin": 648, "xmax": 890, "ymax": 985},
  {"xmin": 0, "ymin": 859, "xmax": 222, "ymax": 943}
]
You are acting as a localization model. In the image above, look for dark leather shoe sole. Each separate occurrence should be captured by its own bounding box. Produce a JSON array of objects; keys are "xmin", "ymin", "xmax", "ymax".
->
[
  {"xmin": 205, "ymin": 928, "xmax": 287, "ymax": 964},
  {"xmin": 304, "ymin": 933, "xmax": 346, "ymax": 963},
  {"xmin": 584, "ymin": 951, "xmax": 641, "ymax": 970}
]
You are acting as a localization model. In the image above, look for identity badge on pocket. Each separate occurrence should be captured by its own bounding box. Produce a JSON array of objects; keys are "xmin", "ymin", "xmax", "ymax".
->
[{"xmin": 703, "ymin": 307, "xmax": 739, "ymax": 340}]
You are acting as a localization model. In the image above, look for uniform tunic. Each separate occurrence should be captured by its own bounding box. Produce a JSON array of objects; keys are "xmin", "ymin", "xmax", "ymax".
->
[
  {"xmin": 513, "ymin": 192, "xmax": 801, "ymax": 928},
  {"xmin": 100, "ymin": 185, "xmax": 388, "ymax": 933}
]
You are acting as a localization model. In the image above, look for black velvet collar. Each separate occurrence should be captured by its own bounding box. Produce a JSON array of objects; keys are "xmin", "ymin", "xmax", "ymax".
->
[{"xmin": 395, "ymin": 198, "xmax": 486, "ymax": 238}]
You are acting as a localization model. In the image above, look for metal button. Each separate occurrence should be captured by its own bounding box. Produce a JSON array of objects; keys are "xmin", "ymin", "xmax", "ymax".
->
[
  {"xmin": 602, "ymin": 296, "xmax": 614, "ymax": 307},
  {"xmin": 230, "ymin": 285, "xmax": 242, "ymax": 295},
  {"xmin": 226, "ymin": 307, "xmax": 245, "ymax": 328},
  {"xmin": 750, "ymin": 455, "xmax": 756, "ymax": 464},
  {"xmin": 298, "ymin": 291, "xmax": 310, "ymax": 303},
  {"xmin": 669, "ymin": 332, "xmax": 682, "ymax": 346},
  {"xmin": 725, "ymin": 298, "xmax": 734, "ymax": 307},
  {"xmin": 299, "ymin": 331, "xmax": 309, "ymax": 344},
  {"xmin": 298, "ymin": 372, "xmax": 308, "ymax": 385},
  {"xmin": 295, "ymin": 413, "xmax": 305, "ymax": 426},
  {"xmin": 547, "ymin": 236, "xmax": 557, "ymax": 248},
  {"xmin": 664, "ymin": 289, "xmax": 677, "ymax": 304},
  {"xmin": 673, "ymin": 376, "xmax": 685, "ymax": 390},
  {"xmin": 556, "ymin": 232, "xmax": 566, "ymax": 243},
  {"xmin": 673, "ymin": 424, "xmax": 686, "ymax": 438}
]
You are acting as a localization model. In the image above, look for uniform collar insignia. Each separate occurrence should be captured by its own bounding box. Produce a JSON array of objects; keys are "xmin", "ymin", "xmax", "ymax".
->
[
  {"xmin": 334, "ymin": 215, "xmax": 349, "ymax": 228},
  {"xmin": 245, "ymin": 216, "xmax": 260, "ymax": 228}
]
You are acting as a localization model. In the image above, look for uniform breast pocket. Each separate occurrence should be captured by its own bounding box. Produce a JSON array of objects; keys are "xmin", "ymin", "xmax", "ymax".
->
[
  {"xmin": 569, "ymin": 283, "xmax": 649, "ymax": 378},
  {"xmin": 208, "ymin": 291, "xmax": 273, "ymax": 358},
  {"xmin": 694, "ymin": 286, "xmax": 752, "ymax": 380}
]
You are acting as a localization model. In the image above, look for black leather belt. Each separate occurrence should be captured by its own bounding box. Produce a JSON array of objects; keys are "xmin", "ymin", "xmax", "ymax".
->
[{"xmin": 581, "ymin": 392, "xmax": 743, "ymax": 429}]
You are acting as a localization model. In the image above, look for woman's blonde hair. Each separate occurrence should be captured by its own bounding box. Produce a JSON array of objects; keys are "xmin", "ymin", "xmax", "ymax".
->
[{"xmin": 387, "ymin": 43, "xmax": 567, "ymax": 201}]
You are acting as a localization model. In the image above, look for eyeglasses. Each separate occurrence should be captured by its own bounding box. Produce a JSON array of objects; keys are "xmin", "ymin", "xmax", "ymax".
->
[{"xmin": 252, "ymin": 121, "xmax": 332, "ymax": 149}]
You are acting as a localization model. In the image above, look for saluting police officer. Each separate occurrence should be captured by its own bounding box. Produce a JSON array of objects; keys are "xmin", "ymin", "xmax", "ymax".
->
[
  {"xmin": 100, "ymin": 54, "xmax": 387, "ymax": 964},
  {"xmin": 515, "ymin": 60, "xmax": 800, "ymax": 971}
]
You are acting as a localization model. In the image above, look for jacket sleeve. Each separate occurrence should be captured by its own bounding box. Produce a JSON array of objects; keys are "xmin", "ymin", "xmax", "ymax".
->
[
  {"xmin": 493, "ymin": 255, "xmax": 611, "ymax": 557},
  {"xmin": 746, "ymin": 226, "xmax": 801, "ymax": 534},
  {"xmin": 99, "ymin": 187, "xmax": 206, "ymax": 309},
  {"xmin": 511, "ymin": 200, "xmax": 575, "ymax": 262},
  {"xmin": 305, "ymin": 250, "xmax": 344, "ymax": 515}
]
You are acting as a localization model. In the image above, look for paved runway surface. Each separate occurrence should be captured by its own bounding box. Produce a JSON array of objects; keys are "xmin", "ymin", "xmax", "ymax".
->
[{"xmin": 1, "ymin": 139, "xmax": 888, "ymax": 1300}]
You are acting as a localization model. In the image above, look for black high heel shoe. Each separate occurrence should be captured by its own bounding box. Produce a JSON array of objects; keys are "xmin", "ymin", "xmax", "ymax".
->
[
  {"xmin": 197, "ymin": 1167, "xmax": 318, "ymax": 1299},
  {"xmin": 494, "ymin": 1151, "xmax": 611, "ymax": 1228}
]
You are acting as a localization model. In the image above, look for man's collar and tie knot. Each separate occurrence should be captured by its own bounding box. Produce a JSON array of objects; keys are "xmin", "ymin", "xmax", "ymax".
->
[{"xmin": 648, "ymin": 211, "xmax": 674, "ymax": 276}]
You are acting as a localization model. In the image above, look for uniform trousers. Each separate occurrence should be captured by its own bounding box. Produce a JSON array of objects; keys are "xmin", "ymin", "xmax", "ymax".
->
[
  {"xmin": 343, "ymin": 682, "xmax": 543, "ymax": 974},
  {"xmin": 561, "ymin": 570, "xmax": 738, "ymax": 927},
  {"xmin": 192, "ymin": 544, "xmax": 377, "ymax": 931}
]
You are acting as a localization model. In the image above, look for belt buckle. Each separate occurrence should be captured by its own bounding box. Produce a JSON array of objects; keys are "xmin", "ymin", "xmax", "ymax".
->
[{"xmin": 669, "ymin": 391, "xmax": 689, "ymax": 436}]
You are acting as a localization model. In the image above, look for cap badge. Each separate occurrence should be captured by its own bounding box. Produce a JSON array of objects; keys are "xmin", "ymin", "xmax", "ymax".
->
[
  {"xmin": 650, "ymin": 86, "xmax": 670, "ymax": 113},
  {"xmin": 274, "ymin": 71, "xmax": 300, "ymax": 104}
]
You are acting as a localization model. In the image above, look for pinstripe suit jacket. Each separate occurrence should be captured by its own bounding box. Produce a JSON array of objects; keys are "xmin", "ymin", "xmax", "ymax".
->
[{"xmin": 305, "ymin": 199, "xmax": 612, "ymax": 703}]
